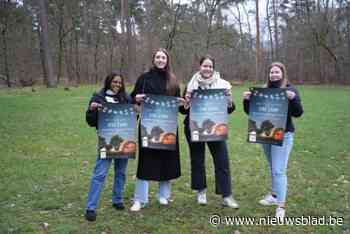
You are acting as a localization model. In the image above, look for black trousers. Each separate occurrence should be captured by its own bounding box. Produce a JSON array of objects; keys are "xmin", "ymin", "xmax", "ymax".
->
[{"xmin": 185, "ymin": 125, "xmax": 232, "ymax": 197}]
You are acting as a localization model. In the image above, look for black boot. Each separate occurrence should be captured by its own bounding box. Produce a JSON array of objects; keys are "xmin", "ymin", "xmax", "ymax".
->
[
  {"xmin": 85, "ymin": 210, "xmax": 96, "ymax": 221},
  {"xmin": 113, "ymin": 203, "xmax": 125, "ymax": 210}
]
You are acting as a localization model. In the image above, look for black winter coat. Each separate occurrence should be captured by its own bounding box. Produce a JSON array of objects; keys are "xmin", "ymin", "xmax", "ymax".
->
[
  {"xmin": 85, "ymin": 89, "xmax": 131, "ymax": 129},
  {"xmin": 130, "ymin": 68, "xmax": 181, "ymax": 181}
]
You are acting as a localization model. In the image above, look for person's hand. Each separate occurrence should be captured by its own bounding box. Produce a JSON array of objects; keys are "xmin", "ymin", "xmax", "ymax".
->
[
  {"xmin": 286, "ymin": 90, "xmax": 296, "ymax": 100},
  {"xmin": 89, "ymin": 102, "xmax": 102, "ymax": 111},
  {"xmin": 184, "ymin": 92, "xmax": 191, "ymax": 101},
  {"xmin": 183, "ymin": 93, "xmax": 191, "ymax": 110},
  {"xmin": 135, "ymin": 94, "xmax": 146, "ymax": 103},
  {"xmin": 177, "ymin": 97, "xmax": 187, "ymax": 106},
  {"xmin": 224, "ymin": 89, "xmax": 231, "ymax": 96},
  {"xmin": 243, "ymin": 91, "xmax": 252, "ymax": 100},
  {"xmin": 133, "ymin": 104, "xmax": 141, "ymax": 113},
  {"xmin": 223, "ymin": 90, "xmax": 233, "ymax": 106}
]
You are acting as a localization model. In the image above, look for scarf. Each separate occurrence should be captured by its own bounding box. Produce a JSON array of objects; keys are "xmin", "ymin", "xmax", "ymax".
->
[
  {"xmin": 187, "ymin": 71, "xmax": 231, "ymax": 92},
  {"xmin": 106, "ymin": 89, "xmax": 117, "ymax": 95},
  {"xmin": 105, "ymin": 89, "xmax": 119, "ymax": 103},
  {"xmin": 186, "ymin": 71, "xmax": 233, "ymax": 103}
]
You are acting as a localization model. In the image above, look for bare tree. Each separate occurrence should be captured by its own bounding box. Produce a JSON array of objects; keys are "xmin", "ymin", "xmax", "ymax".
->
[
  {"xmin": 0, "ymin": 0, "xmax": 17, "ymax": 87},
  {"xmin": 255, "ymin": 0, "xmax": 261, "ymax": 82},
  {"xmin": 2, "ymin": 0, "xmax": 350, "ymax": 88},
  {"xmin": 272, "ymin": 0, "xmax": 279, "ymax": 59},
  {"xmin": 38, "ymin": 0, "xmax": 56, "ymax": 87},
  {"xmin": 266, "ymin": 0, "xmax": 274, "ymax": 60}
]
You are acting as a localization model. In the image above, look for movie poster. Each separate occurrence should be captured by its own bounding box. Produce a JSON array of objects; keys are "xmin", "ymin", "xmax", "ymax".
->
[
  {"xmin": 190, "ymin": 89, "xmax": 228, "ymax": 142},
  {"xmin": 97, "ymin": 103, "xmax": 137, "ymax": 159},
  {"xmin": 247, "ymin": 88, "xmax": 288, "ymax": 146},
  {"xmin": 140, "ymin": 95, "xmax": 178, "ymax": 150}
]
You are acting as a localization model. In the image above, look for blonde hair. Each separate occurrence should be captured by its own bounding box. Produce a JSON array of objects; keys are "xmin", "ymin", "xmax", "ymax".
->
[{"xmin": 265, "ymin": 62, "xmax": 288, "ymax": 88}]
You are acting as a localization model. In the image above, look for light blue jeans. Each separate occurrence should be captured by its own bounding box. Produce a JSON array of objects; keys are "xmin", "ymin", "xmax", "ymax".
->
[
  {"xmin": 133, "ymin": 179, "xmax": 171, "ymax": 204},
  {"xmin": 86, "ymin": 157, "xmax": 128, "ymax": 210},
  {"xmin": 262, "ymin": 132, "xmax": 294, "ymax": 204}
]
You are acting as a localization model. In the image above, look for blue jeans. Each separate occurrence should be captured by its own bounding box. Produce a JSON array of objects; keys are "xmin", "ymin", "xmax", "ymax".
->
[
  {"xmin": 86, "ymin": 157, "xmax": 128, "ymax": 210},
  {"xmin": 133, "ymin": 179, "xmax": 171, "ymax": 204},
  {"xmin": 262, "ymin": 132, "xmax": 294, "ymax": 204}
]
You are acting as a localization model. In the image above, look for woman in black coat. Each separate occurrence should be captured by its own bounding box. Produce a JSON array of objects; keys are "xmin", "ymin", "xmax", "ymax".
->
[{"xmin": 130, "ymin": 48, "xmax": 185, "ymax": 211}]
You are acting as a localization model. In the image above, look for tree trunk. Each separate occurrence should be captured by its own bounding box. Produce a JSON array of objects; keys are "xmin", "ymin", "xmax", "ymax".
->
[
  {"xmin": 242, "ymin": 3, "xmax": 253, "ymax": 51},
  {"xmin": 64, "ymin": 35, "xmax": 74, "ymax": 88},
  {"xmin": 56, "ymin": 0, "xmax": 65, "ymax": 84},
  {"xmin": 206, "ymin": 8, "xmax": 215, "ymax": 50},
  {"xmin": 204, "ymin": 0, "xmax": 220, "ymax": 50},
  {"xmin": 1, "ymin": 23, "xmax": 11, "ymax": 87},
  {"xmin": 74, "ymin": 29, "xmax": 80, "ymax": 85},
  {"xmin": 120, "ymin": 0, "xmax": 127, "ymax": 77},
  {"xmin": 255, "ymin": 0, "xmax": 261, "ymax": 82},
  {"xmin": 145, "ymin": 0, "xmax": 154, "ymax": 66},
  {"xmin": 38, "ymin": 0, "xmax": 56, "ymax": 88},
  {"xmin": 108, "ymin": 31, "xmax": 115, "ymax": 74},
  {"xmin": 126, "ymin": 2, "xmax": 136, "ymax": 82},
  {"xmin": 346, "ymin": 3, "xmax": 350, "ymax": 83},
  {"xmin": 266, "ymin": 0, "xmax": 274, "ymax": 60},
  {"xmin": 234, "ymin": 3, "xmax": 244, "ymax": 63},
  {"xmin": 93, "ymin": 32, "xmax": 100, "ymax": 84},
  {"xmin": 57, "ymin": 26, "xmax": 64, "ymax": 85},
  {"xmin": 38, "ymin": 26, "xmax": 47, "ymax": 84},
  {"xmin": 166, "ymin": 4, "xmax": 181, "ymax": 51},
  {"xmin": 272, "ymin": 0, "xmax": 279, "ymax": 59}
]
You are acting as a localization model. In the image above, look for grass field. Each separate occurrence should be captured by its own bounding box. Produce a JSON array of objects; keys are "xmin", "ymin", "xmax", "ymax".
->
[{"xmin": 0, "ymin": 85, "xmax": 349, "ymax": 234}]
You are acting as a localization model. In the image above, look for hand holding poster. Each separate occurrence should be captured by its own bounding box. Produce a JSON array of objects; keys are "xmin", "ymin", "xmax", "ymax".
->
[
  {"xmin": 247, "ymin": 88, "xmax": 288, "ymax": 146},
  {"xmin": 189, "ymin": 89, "xmax": 228, "ymax": 142},
  {"xmin": 140, "ymin": 94, "xmax": 178, "ymax": 150},
  {"xmin": 98, "ymin": 103, "xmax": 137, "ymax": 159}
]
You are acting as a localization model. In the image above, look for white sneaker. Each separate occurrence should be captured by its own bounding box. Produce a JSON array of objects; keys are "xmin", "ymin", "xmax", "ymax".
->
[
  {"xmin": 222, "ymin": 196, "xmax": 239, "ymax": 209},
  {"xmin": 197, "ymin": 191, "xmax": 207, "ymax": 205},
  {"xmin": 158, "ymin": 197, "xmax": 169, "ymax": 205},
  {"xmin": 259, "ymin": 194, "xmax": 278, "ymax": 206},
  {"xmin": 130, "ymin": 201, "xmax": 144, "ymax": 212},
  {"xmin": 276, "ymin": 207, "xmax": 285, "ymax": 222}
]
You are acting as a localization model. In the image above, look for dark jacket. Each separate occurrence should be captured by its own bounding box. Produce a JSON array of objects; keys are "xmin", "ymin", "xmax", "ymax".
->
[
  {"xmin": 130, "ymin": 68, "xmax": 181, "ymax": 181},
  {"xmin": 179, "ymin": 86, "xmax": 236, "ymax": 127},
  {"xmin": 243, "ymin": 83, "xmax": 303, "ymax": 132},
  {"xmin": 85, "ymin": 89, "xmax": 131, "ymax": 129}
]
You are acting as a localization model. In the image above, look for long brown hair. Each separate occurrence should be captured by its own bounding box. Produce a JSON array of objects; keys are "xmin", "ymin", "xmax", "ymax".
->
[
  {"xmin": 152, "ymin": 48, "xmax": 179, "ymax": 96},
  {"xmin": 266, "ymin": 62, "xmax": 288, "ymax": 88}
]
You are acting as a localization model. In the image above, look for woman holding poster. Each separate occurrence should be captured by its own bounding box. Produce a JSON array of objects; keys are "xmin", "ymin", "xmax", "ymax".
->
[
  {"xmin": 242, "ymin": 62, "xmax": 304, "ymax": 220},
  {"xmin": 180, "ymin": 55, "xmax": 239, "ymax": 208},
  {"xmin": 130, "ymin": 48, "xmax": 185, "ymax": 212},
  {"xmin": 85, "ymin": 73, "xmax": 131, "ymax": 222}
]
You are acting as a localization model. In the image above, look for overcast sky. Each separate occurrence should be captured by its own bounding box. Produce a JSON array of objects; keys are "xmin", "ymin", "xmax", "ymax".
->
[
  {"xmin": 173, "ymin": 0, "xmax": 269, "ymax": 36},
  {"xmin": 224, "ymin": 0, "xmax": 268, "ymax": 36}
]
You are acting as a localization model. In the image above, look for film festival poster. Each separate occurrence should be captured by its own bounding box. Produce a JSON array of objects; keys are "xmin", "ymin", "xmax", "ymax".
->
[
  {"xmin": 247, "ymin": 87, "xmax": 288, "ymax": 146},
  {"xmin": 190, "ymin": 89, "xmax": 229, "ymax": 142},
  {"xmin": 140, "ymin": 94, "xmax": 179, "ymax": 150},
  {"xmin": 97, "ymin": 103, "xmax": 137, "ymax": 159}
]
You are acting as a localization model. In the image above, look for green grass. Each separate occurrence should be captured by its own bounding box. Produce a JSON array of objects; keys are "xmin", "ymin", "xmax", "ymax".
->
[{"xmin": 0, "ymin": 85, "xmax": 349, "ymax": 234}]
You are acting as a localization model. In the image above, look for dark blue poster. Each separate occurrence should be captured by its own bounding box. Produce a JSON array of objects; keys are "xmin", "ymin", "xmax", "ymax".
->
[
  {"xmin": 190, "ymin": 89, "xmax": 228, "ymax": 142},
  {"xmin": 140, "ymin": 95, "xmax": 178, "ymax": 150},
  {"xmin": 247, "ymin": 88, "xmax": 288, "ymax": 146},
  {"xmin": 97, "ymin": 103, "xmax": 137, "ymax": 159}
]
